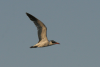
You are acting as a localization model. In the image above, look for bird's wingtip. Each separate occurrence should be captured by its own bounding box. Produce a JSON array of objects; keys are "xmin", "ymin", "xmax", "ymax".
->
[
  {"xmin": 26, "ymin": 12, "xmax": 29, "ymax": 15},
  {"xmin": 30, "ymin": 46, "xmax": 37, "ymax": 48}
]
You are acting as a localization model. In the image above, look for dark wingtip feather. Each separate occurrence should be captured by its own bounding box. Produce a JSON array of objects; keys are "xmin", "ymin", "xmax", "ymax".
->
[
  {"xmin": 26, "ymin": 12, "xmax": 37, "ymax": 21},
  {"xmin": 30, "ymin": 46, "xmax": 37, "ymax": 48}
]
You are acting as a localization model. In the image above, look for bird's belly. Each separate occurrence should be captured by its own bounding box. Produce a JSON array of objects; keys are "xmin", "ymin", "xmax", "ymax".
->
[{"xmin": 38, "ymin": 41, "xmax": 49, "ymax": 47}]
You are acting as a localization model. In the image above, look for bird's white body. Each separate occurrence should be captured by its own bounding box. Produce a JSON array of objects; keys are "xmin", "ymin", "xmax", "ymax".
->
[
  {"xmin": 26, "ymin": 12, "xmax": 60, "ymax": 48},
  {"xmin": 34, "ymin": 38, "xmax": 49, "ymax": 47}
]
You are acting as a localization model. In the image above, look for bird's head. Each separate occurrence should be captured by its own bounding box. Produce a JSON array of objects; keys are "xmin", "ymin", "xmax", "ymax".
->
[{"xmin": 49, "ymin": 40, "xmax": 60, "ymax": 45}]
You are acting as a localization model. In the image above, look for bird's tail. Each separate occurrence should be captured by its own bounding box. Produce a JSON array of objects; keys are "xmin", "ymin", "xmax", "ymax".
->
[{"xmin": 30, "ymin": 46, "xmax": 37, "ymax": 48}]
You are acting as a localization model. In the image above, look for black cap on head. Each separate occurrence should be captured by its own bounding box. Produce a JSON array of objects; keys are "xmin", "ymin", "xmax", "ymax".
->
[{"xmin": 51, "ymin": 40, "xmax": 57, "ymax": 43}]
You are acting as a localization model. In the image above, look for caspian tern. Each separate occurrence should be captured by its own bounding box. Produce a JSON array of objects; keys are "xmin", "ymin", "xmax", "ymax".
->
[{"xmin": 26, "ymin": 12, "xmax": 60, "ymax": 48}]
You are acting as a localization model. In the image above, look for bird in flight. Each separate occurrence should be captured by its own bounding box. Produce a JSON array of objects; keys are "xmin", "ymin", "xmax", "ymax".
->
[{"xmin": 26, "ymin": 12, "xmax": 60, "ymax": 48}]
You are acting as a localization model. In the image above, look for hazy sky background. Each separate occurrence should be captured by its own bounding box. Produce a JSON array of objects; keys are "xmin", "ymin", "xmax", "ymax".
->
[{"xmin": 0, "ymin": 0, "xmax": 100, "ymax": 67}]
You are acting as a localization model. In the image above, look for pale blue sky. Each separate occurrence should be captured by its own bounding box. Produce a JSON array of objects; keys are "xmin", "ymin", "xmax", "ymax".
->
[{"xmin": 0, "ymin": 0, "xmax": 100, "ymax": 67}]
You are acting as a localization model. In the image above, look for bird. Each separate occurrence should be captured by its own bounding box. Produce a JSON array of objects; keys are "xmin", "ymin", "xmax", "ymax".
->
[{"xmin": 26, "ymin": 12, "xmax": 60, "ymax": 48}]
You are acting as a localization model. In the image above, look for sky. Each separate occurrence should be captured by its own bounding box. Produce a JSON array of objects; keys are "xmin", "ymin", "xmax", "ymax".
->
[{"xmin": 0, "ymin": 0, "xmax": 100, "ymax": 67}]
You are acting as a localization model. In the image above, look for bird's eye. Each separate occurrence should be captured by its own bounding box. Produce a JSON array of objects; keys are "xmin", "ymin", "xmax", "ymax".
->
[{"xmin": 52, "ymin": 41, "xmax": 56, "ymax": 43}]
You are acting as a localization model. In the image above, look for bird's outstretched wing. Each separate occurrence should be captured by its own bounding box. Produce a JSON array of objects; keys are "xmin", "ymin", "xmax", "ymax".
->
[{"xmin": 26, "ymin": 13, "xmax": 47, "ymax": 42}]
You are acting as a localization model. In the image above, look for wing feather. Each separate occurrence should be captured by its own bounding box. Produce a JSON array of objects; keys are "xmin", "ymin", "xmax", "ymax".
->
[{"xmin": 26, "ymin": 13, "xmax": 47, "ymax": 42}]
